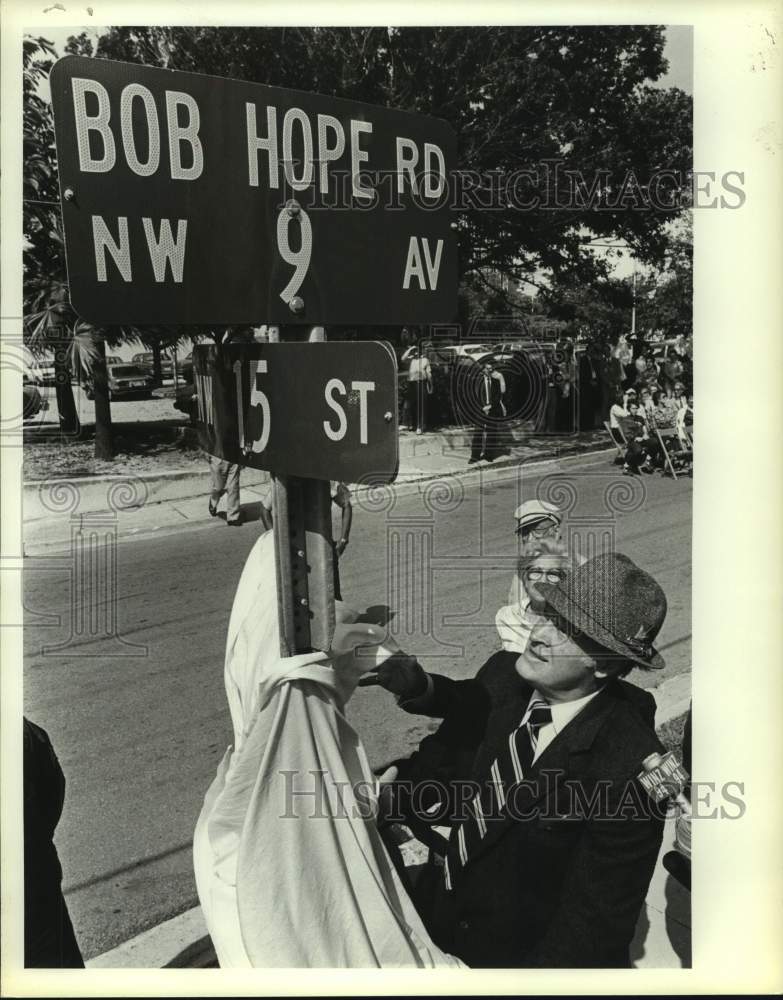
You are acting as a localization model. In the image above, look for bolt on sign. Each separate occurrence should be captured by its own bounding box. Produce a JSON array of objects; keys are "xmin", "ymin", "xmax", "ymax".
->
[
  {"xmin": 193, "ymin": 342, "xmax": 399, "ymax": 483},
  {"xmin": 49, "ymin": 56, "xmax": 458, "ymax": 327}
]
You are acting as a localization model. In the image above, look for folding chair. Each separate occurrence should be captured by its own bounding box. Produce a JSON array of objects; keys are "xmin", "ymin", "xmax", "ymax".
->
[
  {"xmin": 676, "ymin": 422, "xmax": 693, "ymax": 474},
  {"xmin": 655, "ymin": 425, "xmax": 690, "ymax": 479},
  {"xmin": 604, "ymin": 420, "xmax": 626, "ymax": 462}
]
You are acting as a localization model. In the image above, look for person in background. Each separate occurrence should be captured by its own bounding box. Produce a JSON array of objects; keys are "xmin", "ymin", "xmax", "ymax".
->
[
  {"xmin": 542, "ymin": 347, "xmax": 560, "ymax": 432},
  {"xmin": 661, "ymin": 350, "xmax": 684, "ymax": 396},
  {"xmin": 496, "ymin": 541, "xmax": 570, "ymax": 655},
  {"xmin": 671, "ymin": 381, "xmax": 688, "ymax": 412},
  {"xmin": 24, "ymin": 718, "xmax": 84, "ymax": 968},
  {"xmin": 632, "ymin": 346, "xmax": 648, "ymax": 384},
  {"xmin": 652, "ymin": 389, "xmax": 679, "ymax": 429},
  {"xmin": 507, "ymin": 500, "xmax": 563, "ymax": 608},
  {"xmin": 468, "ymin": 360, "xmax": 507, "ymax": 464},
  {"xmin": 578, "ymin": 342, "xmax": 600, "ymax": 431},
  {"xmin": 637, "ymin": 393, "xmax": 664, "ymax": 468},
  {"xmin": 399, "ymin": 326, "xmax": 412, "ymax": 363},
  {"xmin": 619, "ymin": 401, "xmax": 651, "ymax": 475},
  {"xmin": 206, "ymin": 327, "xmax": 249, "ymax": 527},
  {"xmin": 676, "ymin": 395, "xmax": 694, "ymax": 446},
  {"xmin": 608, "ymin": 390, "xmax": 630, "ymax": 453},
  {"xmin": 208, "ymin": 458, "xmax": 243, "ymax": 526},
  {"xmin": 605, "ymin": 342, "xmax": 626, "ymax": 411},
  {"xmin": 643, "ymin": 351, "xmax": 662, "ymax": 393},
  {"xmin": 593, "ymin": 340, "xmax": 610, "ymax": 425},
  {"xmin": 613, "ymin": 334, "xmax": 634, "ymax": 391},
  {"xmin": 639, "ymin": 386, "xmax": 656, "ymax": 420},
  {"xmin": 554, "ymin": 339, "xmax": 576, "ymax": 432},
  {"xmin": 406, "ymin": 345, "xmax": 433, "ymax": 435}
]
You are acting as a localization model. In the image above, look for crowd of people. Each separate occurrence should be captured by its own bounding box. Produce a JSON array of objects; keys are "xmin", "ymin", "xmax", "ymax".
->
[
  {"xmin": 395, "ymin": 332, "xmax": 694, "ymax": 480},
  {"xmin": 540, "ymin": 331, "xmax": 693, "ymax": 435},
  {"xmin": 608, "ymin": 382, "xmax": 694, "ymax": 476}
]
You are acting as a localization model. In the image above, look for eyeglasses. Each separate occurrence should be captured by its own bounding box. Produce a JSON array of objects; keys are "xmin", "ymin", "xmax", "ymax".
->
[
  {"xmin": 524, "ymin": 567, "xmax": 566, "ymax": 582},
  {"xmin": 518, "ymin": 523, "xmax": 559, "ymax": 539}
]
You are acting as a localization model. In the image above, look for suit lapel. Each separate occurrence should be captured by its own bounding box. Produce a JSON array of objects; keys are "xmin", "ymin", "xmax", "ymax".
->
[{"xmin": 459, "ymin": 685, "xmax": 619, "ymax": 871}]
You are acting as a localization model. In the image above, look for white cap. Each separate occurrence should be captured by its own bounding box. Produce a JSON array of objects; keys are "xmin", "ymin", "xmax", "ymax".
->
[{"xmin": 514, "ymin": 499, "xmax": 562, "ymax": 533}]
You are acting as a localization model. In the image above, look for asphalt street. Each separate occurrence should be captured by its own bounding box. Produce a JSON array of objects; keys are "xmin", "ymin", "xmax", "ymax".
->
[{"xmin": 23, "ymin": 452, "xmax": 692, "ymax": 959}]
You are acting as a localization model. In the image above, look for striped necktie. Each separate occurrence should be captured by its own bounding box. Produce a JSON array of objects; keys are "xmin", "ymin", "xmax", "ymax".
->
[{"xmin": 443, "ymin": 697, "xmax": 552, "ymax": 890}]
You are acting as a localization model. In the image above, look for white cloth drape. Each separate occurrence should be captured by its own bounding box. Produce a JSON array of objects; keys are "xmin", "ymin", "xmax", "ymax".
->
[{"xmin": 193, "ymin": 531, "xmax": 462, "ymax": 968}]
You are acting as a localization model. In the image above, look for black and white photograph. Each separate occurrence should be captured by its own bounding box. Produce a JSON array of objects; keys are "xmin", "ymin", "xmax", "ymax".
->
[{"xmin": 1, "ymin": 1, "xmax": 780, "ymax": 994}]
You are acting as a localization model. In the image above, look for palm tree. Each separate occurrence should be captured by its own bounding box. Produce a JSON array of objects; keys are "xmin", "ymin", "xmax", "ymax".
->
[{"xmin": 23, "ymin": 35, "xmax": 125, "ymax": 458}]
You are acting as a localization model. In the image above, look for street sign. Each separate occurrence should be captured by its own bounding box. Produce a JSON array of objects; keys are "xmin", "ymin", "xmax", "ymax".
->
[
  {"xmin": 49, "ymin": 56, "xmax": 458, "ymax": 326},
  {"xmin": 194, "ymin": 341, "xmax": 399, "ymax": 483}
]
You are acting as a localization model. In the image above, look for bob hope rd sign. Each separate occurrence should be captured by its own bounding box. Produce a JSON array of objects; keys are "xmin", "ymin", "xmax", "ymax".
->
[{"xmin": 50, "ymin": 56, "xmax": 458, "ymax": 327}]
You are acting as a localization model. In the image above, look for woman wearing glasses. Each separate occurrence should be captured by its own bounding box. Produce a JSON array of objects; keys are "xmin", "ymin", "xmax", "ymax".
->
[{"xmin": 498, "ymin": 541, "xmax": 571, "ymax": 655}]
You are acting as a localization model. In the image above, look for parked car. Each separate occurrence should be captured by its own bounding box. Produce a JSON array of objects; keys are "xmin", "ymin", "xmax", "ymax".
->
[
  {"xmin": 85, "ymin": 363, "xmax": 155, "ymax": 400},
  {"xmin": 131, "ymin": 352, "xmax": 175, "ymax": 380},
  {"xmin": 455, "ymin": 343, "xmax": 494, "ymax": 361},
  {"xmin": 23, "ymin": 382, "xmax": 48, "ymax": 419},
  {"xmin": 37, "ymin": 357, "xmax": 56, "ymax": 385},
  {"xmin": 24, "ymin": 357, "xmax": 56, "ymax": 385}
]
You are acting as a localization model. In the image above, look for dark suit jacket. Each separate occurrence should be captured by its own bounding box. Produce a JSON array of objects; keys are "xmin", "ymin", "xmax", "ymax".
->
[
  {"xmin": 473, "ymin": 370, "xmax": 504, "ymax": 420},
  {"xmin": 391, "ymin": 651, "xmax": 665, "ymax": 968}
]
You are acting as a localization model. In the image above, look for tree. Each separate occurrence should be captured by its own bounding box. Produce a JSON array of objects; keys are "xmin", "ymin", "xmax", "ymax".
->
[
  {"xmin": 23, "ymin": 34, "xmax": 121, "ymax": 456},
  {"xmin": 543, "ymin": 215, "xmax": 692, "ymax": 345},
  {"xmin": 23, "ymin": 36, "xmax": 83, "ymax": 437},
  {"xmin": 94, "ymin": 25, "xmax": 692, "ymax": 295}
]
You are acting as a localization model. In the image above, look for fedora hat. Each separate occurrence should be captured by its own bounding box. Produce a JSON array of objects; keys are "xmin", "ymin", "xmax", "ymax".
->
[{"xmin": 538, "ymin": 552, "xmax": 666, "ymax": 669}]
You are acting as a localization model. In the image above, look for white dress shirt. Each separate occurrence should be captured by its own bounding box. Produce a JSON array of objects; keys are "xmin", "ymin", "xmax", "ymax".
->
[{"xmin": 522, "ymin": 688, "xmax": 602, "ymax": 761}]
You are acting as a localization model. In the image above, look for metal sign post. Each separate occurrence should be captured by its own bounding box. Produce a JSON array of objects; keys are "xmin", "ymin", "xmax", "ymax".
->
[
  {"xmin": 270, "ymin": 473, "xmax": 336, "ymax": 656},
  {"xmin": 271, "ymin": 327, "xmax": 336, "ymax": 656}
]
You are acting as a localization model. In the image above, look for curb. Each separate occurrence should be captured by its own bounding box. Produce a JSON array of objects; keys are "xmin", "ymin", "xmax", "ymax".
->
[
  {"xmin": 24, "ymin": 438, "xmax": 615, "ymax": 523},
  {"xmin": 86, "ymin": 905, "xmax": 210, "ymax": 969},
  {"xmin": 85, "ymin": 671, "xmax": 691, "ymax": 969}
]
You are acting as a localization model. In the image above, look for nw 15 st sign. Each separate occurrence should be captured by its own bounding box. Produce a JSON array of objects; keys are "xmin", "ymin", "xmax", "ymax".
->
[
  {"xmin": 194, "ymin": 342, "xmax": 399, "ymax": 483},
  {"xmin": 50, "ymin": 56, "xmax": 457, "ymax": 327}
]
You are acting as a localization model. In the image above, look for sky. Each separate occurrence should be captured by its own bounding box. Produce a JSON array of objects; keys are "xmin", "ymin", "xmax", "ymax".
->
[{"xmin": 652, "ymin": 25, "xmax": 693, "ymax": 94}]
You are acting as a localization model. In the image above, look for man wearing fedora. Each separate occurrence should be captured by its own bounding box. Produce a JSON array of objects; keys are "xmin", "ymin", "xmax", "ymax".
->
[{"xmin": 361, "ymin": 552, "xmax": 668, "ymax": 968}]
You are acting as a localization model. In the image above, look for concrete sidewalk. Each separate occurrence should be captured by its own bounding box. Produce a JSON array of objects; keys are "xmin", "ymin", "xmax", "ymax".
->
[
  {"xmin": 87, "ymin": 679, "xmax": 691, "ymax": 970},
  {"xmin": 23, "ymin": 427, "xmax": 614, "ymax": 554}
]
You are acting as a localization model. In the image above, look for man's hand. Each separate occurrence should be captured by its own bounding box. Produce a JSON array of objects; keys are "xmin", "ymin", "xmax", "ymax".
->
[
  {"xmin": 335, "ymin": 536, "xmax": 349, "ymax": 557},
  {"xmin": 358, "ymin": 652, "xmax": 428, "ymax": 701},
  {"xmin": 374, "ymin": 764, "xmax": 398, "ymax": 823}
]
